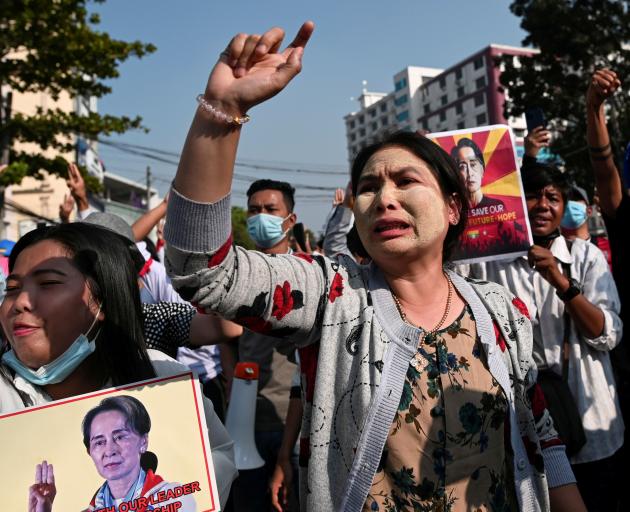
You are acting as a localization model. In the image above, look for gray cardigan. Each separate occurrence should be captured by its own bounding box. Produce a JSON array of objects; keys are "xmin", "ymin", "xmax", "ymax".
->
[{"xmin": 165, "ymin": 188, "xmax": 575, "ymax": 512}]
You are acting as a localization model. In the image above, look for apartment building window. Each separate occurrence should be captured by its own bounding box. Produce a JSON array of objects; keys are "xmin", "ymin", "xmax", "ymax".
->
[
  {"xmin": 455, "ymin": 68, "xmax": 463, "ymax": 80},
  {"xmin": 396, "ymin": 110, "xmax": 410, "ymax": 122},
  {"xmin": 380, "ymin": 103, "xmax": 387, "ymax": 113},
  {"xmin": 476, "ymin": 77, "xmax": 486, "ymax": 89},
  {"xmin": 369, "ymin": 109, "xmax": 377, "ymax": 118},
  {"xmin": 394, "ymin": 94, "xmax": 408, "ymax": 106},
  {"xmin": 359, "ymin": 128, "xmax": 366, "ymax": 137},
  {"xmin": 474, "ymin": 56, "xmax": 484, "ymax": 69},
  {"xmin": 422, "ymin": 120, "xmax": 429, "ymax": 130},
  {"xmin": 381, "ymin": 117, "xmax": 389, "ymax": 126},
  {"xmin": 441, "ymin": 95, "xmax": 448, "ymax": 106},
  {"xmin": 457, "ymin": 86, "xmax": 465, "ymax": 98},
  {"xmin": 371, "ymin": 122, "xmax": 378, "ymax": 131},
  {"xmin": 350, "ymin": 133, "xmax": 356, "ymax": 142},
  {"xmin": 474, "ymin": 93, "xmax": 485, "ymax": 106},
  {"xmin": 476, "ymin": 113, "xmax": 487, "ymax": 125},
  {"xmin": 455, "ymin": 103, "xmax": 463, "ymax": 115},
  {"xmin": 349, "ymin": 120, "xmax": 355, "ymax": 129},
  {"xmin": 457, "ymin": 121, "xmax": 465, "ymax": 130},
  {"xmin": 358, "ymin": 115, "xmax": 364, "ymax": 124},
  {"xmin": 395, "ymin": 77, "xmax": 407, "ymax": 91},
  {"xmin": 439, "ymin": 76, "xmax": 446, "ymax": 89},
  {"xmin": 439, "ymin": 111, "xmax": 446, "ymax": 122},
  {"xmin": 424, "ymin": 104, "xmax": 431, "ymax": 115}
]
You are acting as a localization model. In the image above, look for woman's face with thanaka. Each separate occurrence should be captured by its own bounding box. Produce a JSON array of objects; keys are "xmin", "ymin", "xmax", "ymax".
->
[{"xmin": 352, "ymin": 146, "xmax": 458, "ymax": 267}]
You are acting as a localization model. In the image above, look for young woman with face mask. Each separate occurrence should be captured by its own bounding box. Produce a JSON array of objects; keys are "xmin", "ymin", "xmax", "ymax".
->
[
  {"xmin": 0, "ymin": 223, "xmax": 236, "ymax": 510},
  {"xmin": 162, "ymin": 22, "xmax": 586, "ymax": 512}
]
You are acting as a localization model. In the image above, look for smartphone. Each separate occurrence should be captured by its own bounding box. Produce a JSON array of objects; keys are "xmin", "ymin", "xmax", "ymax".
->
[
  {"xmin": 525, "ymin": 107, "xmax": 547, "ymax": 132},
  {"xmin": 293, "ymin": 223, "xmax": 307, "ymax": 251}
]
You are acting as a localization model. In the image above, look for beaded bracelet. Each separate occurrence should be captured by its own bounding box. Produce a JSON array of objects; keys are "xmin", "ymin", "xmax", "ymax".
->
[{"xmin": 196, "ymin": 94, "xmax": 250, "ymax": 125}]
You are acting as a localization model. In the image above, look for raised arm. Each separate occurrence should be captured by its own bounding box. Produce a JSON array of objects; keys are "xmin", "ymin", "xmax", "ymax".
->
[
  {"xmin": 323, "ymin": 182, "xmax": 355, "ymax": 257},
  {"xmin": 66, "ymin": 162, "xmax": 94, "ymax": 218},
  {"xmin": 586, "ymin": 69, "xmax": 623, "ymax": 218},
  {"xmin": 173, "ymin": 22, "xmax": 314, "ymax": 203},
  {"xmin": 165, "ymin": 23, "xmax": 330, "ymax": 345},
  {"xmin": 132, "ymin": 195, "xmax": 168, "ymax": 241}
]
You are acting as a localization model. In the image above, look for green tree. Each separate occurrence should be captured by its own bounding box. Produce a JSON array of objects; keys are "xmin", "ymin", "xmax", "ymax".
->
[
  {"xmin": 231, "ymin": 206, "xmax": 255, "ymax": 249},
  {"xmin": 498, "ymin": 0, "xmax": 630, "ymax": 189},
  {"xmin": 0, "ymin": 0, "xmax": 156, "ymax": 186}
]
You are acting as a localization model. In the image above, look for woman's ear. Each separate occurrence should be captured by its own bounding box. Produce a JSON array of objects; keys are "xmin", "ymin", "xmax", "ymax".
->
[
  {"xmin": 88, "ymin": 297, "xmax": 105, "ymax": 322},
  {"xmin": 447, "ymin": 193, "xmax": 462, "ymax": 225},
  {"xmin": 140, "ymin": 434, "xmax": 148, "ymax": 453}
]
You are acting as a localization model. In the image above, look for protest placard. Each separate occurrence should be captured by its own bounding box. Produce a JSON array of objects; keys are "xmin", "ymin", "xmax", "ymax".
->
[
  {"xmin": 429, "ymin": 124, "xmax": 533, "ymax": 263},
  {"xmin": 0, "ymin": 372, "xmax": 220, "ymax": 512}
]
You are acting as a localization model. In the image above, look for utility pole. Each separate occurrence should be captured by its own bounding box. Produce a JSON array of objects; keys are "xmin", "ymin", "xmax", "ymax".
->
[{"xmin": 145, "ymin": 165, "xmax": 151, "ymax": 210}]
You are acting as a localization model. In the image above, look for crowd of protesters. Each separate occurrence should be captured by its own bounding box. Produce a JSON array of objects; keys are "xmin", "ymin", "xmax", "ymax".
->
[{"xmin": 0, "ymin": 20, "xmax": 628, "ymax": 512}]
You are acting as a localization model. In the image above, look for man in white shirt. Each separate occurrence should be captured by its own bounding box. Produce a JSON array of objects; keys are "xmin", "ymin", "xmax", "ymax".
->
[{"xmin": 465, "ymin": 162, "xmax": 622, "ymax": 512}]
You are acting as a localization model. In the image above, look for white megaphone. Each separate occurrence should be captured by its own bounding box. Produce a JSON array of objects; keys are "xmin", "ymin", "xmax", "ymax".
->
[{"xmin": 225, "ymin": 362, "xmax": 265, "ymax": 470}]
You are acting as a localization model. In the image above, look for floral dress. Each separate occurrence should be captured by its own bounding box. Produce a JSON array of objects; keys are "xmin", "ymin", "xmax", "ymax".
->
[{"xmin": 363, "ymin": 306, "xmax": 519, "ymax": 512}]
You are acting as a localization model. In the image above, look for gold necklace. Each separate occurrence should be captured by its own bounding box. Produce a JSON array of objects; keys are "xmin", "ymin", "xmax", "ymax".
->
[{"xmin": 392, "ymin": 272, "xmax": 453, "ymax": 345}]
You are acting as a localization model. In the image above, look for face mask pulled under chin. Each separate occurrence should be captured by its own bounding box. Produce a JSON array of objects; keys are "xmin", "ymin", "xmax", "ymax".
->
[
  {"xmin": 247, "ymin": 213, "xmax": 291, "ymax": 249},
  {"xmin": 1, "ymin": 305, "xmax": 102, "ymax": 386},
  {"xmin": 561, "ymin": 200, "xmax": 588, "ymax": 230}
]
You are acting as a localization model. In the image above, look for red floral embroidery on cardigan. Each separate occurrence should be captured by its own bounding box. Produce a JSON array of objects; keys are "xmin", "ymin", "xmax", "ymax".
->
[
  {"xmin": 329, "ymin": 273, "xmax": 344, "ymax": 303},
  {"xmin": 493, "ymin": 321, "xmax": 507, "ymax": 352},
  {"xmin": 271, "ymin": 281, "xmax": 304, "ymax": 321},
  {"xmin": 207, "ymin": 235, "xmax": 233, "ymax": 268},
  {"xmin": 273, "ymin": 281, "xmax": 294, "ymax": 320},
  {"xmin": 512, "ymin": 296, "xmax": 530, "ymax": 319},
  {"xmin": 294, "ymin": 252, "xmax": 314, "ymax": 263}
]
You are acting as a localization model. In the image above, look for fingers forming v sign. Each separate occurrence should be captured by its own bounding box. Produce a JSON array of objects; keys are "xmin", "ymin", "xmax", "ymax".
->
[{"xmin": 205, "ymin": 21, "xmax": 315, "ymax": 115}]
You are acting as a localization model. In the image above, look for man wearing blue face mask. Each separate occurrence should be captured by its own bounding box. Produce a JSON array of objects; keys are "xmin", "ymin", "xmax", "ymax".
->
[
  {"xmin": 246, "ymin": 179, "xmax": 297, "ymax": 251},
  {"xmin": 561, "ymin": 185, "xmax": 612, "ymax": 269},
  {"xmin": 226, "ymin": 179, "xmax": 300, "ymax": 512}
]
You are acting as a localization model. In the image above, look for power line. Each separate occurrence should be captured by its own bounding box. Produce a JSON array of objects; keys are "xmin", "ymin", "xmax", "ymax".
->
[
  {"xmin": 100, "ymin": 139, "xmax": 342, "ymax": 192},
  {"xmin": 99, "ymin": 139, "xmax": 349, "ymax": 176}
]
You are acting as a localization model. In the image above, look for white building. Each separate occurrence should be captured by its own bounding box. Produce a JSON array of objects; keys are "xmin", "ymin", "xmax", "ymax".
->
[
  {"xmin": 1, "ymin": 86, "xmax": 158, "ymax": 240},
  {"xmin": 344, "ymin": 44, "xmax": 535, "ymax": 163}
]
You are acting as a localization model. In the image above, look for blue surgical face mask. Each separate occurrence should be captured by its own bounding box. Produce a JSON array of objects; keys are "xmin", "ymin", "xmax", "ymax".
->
[
  {"xmin": 2, "ymin": 305, "xmax": 102, "ymax": 386},
  {"xmin": 561, "ymin": 200, "xmax": 588, "ymax": 230},
  {"xmin": 247, "ymin": 213, "xmax": 291, "ymax": 249}
]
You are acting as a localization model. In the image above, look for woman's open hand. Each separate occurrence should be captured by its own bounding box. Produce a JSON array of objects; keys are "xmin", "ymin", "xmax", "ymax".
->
[
  {"xmin": 29, "ymin": 461, "xmax": 56, "ymax": 512},
  {"xmin": 203, "ymin": 21, "xmax": 314, "ymax": 116}
]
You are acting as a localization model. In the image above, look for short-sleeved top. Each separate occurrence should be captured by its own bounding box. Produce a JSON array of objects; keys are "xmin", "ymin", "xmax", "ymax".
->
[{"xmin": 363, "ymin": 306, "xmax": 518, "ymax": 512}]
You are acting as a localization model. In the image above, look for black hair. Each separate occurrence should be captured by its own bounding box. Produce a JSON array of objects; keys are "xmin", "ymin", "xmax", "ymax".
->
[
  {"xmin": 450, "ymin": 137, "xmax": 486, "ymax": 169},
  {"xmin": 142, "ymin": 237, "xmax": 160, "ymax": 261},
  {"xmin": 82, "ymin": 395, "xmax": 151, "ymax": 452},
  {"xmin": 246, "ymin": 179, "xmax": 296, "ymax": 212},
  {"xmin": 8, "ymin": 223, "xmax": 156, "ymax": 385},
  {"xmin": 350, "ymin": 131, "xmax": 469, "ymax": 261},
  {"xmin": 521, "ymin": 162, "xmax": 570, "ymax": 205}
]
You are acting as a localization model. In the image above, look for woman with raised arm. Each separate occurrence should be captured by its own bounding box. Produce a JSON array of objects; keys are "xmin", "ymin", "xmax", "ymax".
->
[{"xmin": 164, "ymin": 22, "xmax": 584, "ymax": 512}]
